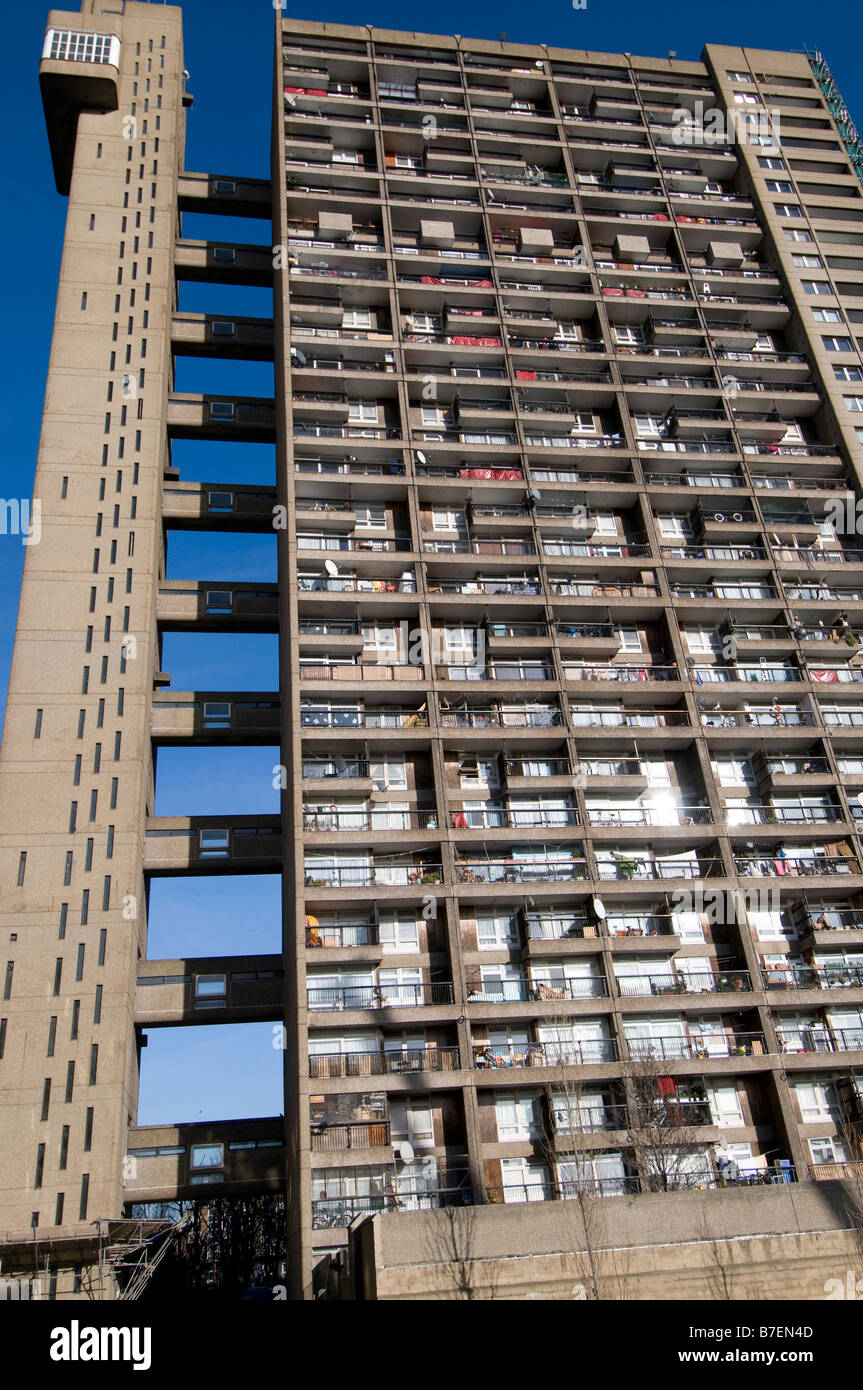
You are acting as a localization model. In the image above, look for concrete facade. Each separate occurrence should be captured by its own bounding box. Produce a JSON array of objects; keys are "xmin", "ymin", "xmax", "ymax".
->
[{"xmin": 3, "ymin": 5, "xmax": 863, "ymax": 1300}]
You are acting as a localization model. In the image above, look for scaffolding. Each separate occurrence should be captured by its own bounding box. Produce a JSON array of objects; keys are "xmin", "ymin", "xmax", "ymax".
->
[
  {"xmin": 805, "ymin": 48, "xmax": 863, "ymax": 188},
  {"xmin": 91, "ymin": 1212, "xmax": 193, "ymax": 1300}
]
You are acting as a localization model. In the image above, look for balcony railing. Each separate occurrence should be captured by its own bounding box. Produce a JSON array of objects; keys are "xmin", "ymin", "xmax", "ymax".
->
[
  {"xmin": 455, "ymin": 858, "xmax": 588, "ymax": 883},
  {"xmin": 306, "ymin": 923, "xmax": 378, "ymax": 948},
  {"xmin": 474, "ymin": 1038, "xmax": 617, "ymax": 1067},
  {"xmin": 762, "ymin": 964, "xmax": 863, "ymax": 990},
  {"xmin": 297, "ymin": 575, "xmax": 416, "ymax": 593},
  {"xmin": 799, "ymin": 908, "xmax": 863, "ymax": 933},
  {"xmin": 587, "ymin": 806, "xmax": 712, "ymax": 827},
  {"xmin": 570, "ymin": 708, "xmax": 690, "ymax": 728},
  {"xmin": 548, "ymin": 580, "xmax": 660, "ymax": 598},
  {"xmin": 307, "ymin": 981, "xmax": 454, "ymax": 1009},
  {"xmin": 486, "ymin": 1165, "xmax": 796, "ymax": 1202},
  {"xmin": 615, "ymin": 969, "xmax": 751, "ymax": 996},
  {"xmin": 701, "ymin": 710, "xmax": 815, "ymax": 728},
  {"xmin": 451, "ymin": 808, "xmax": 580, "ymax": 830},
  {"xmin": 627, "ymin": 1032, "xmax": 765, "ymax": 1060},
  {"xmin": 724, "ymin": 805, "xmax": 844, "ymax": 825},
  {"xmin": 563, "ymin": 664, "xmax": 679, "ymax": 683},
  {"xmin": 311, "ymin": 1188, "xmax": 471, "ymax": 1228},
  {"xmin": 303, "ymin": 809, "xmax": 439, "ymax": 831},
  {"xmin": 505, "ymin": 757, "xmax": 573, "ymax": 777},
  {"xmin": 309, "ymin": 1046, "xmax": 461, "ymax": 1077},
  {"xmin": 300, "ymin": 706, "xmax": 428, "ymax": 728},
  {"xmin": 467, "ymin": 975, "xmax": 607, "ymax": 1002},
  {"xmin": 310, "ymin": 1120, "xmax": 391, "ymax": 1150},
  {"xmin": 597, "ymin": 856, "xmax": 723, "ymax": 880},
  {"xmin": 735, "ymin": 854, "xmax": 858, "ymax": 877},
  {"xmin": 439, "ymin": 707, "xmax": 563, "ymax": 728},
  {"xmin": 775, "ymin": 1027, "xmax": 863, "ymax": 1054}
]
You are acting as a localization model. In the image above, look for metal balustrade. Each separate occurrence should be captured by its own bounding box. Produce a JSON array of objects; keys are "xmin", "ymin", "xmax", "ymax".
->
[
  {"xmin": 307, "ymin": 982, "xmax": 454, "ymax": 1009},
  {"xmin": 309, "ymin": 1047, "xmax": 461, "ymax": 1077}
]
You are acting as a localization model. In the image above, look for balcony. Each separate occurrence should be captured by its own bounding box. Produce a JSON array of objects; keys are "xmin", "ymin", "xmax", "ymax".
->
[
  {"xmin": 615, "ymin": 969, "xmax": 751, "ymax": 996},
  {"xmin": 467, "ymin": 974, "xmax": 607, "ymax": 1002},
  {"xmin": 299, "ymin": 662, "xmax": 423, "ymax": 684},
  {"xmin": 297, "ymin": 573, "xmax": 415, "ymax": 593},
  {"xmin": 775, "ymin": 1027, "xmax": 863, "ymax": 1055},
  {"xmin": 474, "ymin": 1038, "xmax": 617, "ymax": 1067},
  {"xmin": 304, "ymin": 862, "xmax": 443, "ymax": 888},
  {"xmin": 723, "ymin": 804, "xmax": 845, "ymax": 826},
  {"xmin": 485, "ymin": 1165, "xmax": 795, "ymax": 1202},
  {"xmin": 310, "ymin": 1120, "xmax": 391, "ymax": 1151},
  {"xmin": 438, "ymin": 705, "xmax": 562, "ymax": 729},
  {"xmin": 300, "ymin": 705, "xmax": 428, "ymax": 729},
  {"xmin": 570, "ymin": 708, "xmax": 690, "ymax": 729},
  {"xmin": 309, "ymin": 1047, "xmax": 461, "ymax": 1078},
  {"xmin": 586, "ymin": 806, "xmax": 712, "ymax": 828},
  {"xmin": 311, "ymin": 1187, "xmax": 471, "ymax": 1229},
  {"xmin": 306, "ymin": 921, "xmax": 378, "ymax": 948},
  {"xmin": 627, "ymin": 1032, "xmax": 766, "ymax": 1061},
  {"xmin": 455, "ymin": 857, "xmax": 588, "ymax": 884},
  {"xmin": 762, "ymin": 964, "xmax": 863, "ymax": 991},
  {"xmin": 563, "ymin": 662, "xmax": 679, "ymax": 685},
  {"xmin": 303, "ymin": 808, "xmax": 439, "ymax": 831},
  {"xmin": 450, "ymin": 808, "xmax": 580, "ymax": 830},
  {"xmin": 306, "ymin": 981, "xmax": 454, "ymax": 1009},
  {"xmin": 596, "ymin": 854, "xmax": 723, "ymax": 881},
  {"xmin": 735, "ymin": 854, "xmax": 859, "ymax": 878}
]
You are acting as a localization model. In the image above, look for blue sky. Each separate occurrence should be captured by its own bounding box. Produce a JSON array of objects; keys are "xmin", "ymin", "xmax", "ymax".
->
[{"xmin": 1, "ymin": 0, "xmax": 861, "ymax": 1125}]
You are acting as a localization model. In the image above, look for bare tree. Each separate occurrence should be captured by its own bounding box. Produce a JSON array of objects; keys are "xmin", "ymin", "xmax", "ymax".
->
[{"xmin": 624, "ymin": 1059, "xmax": 715, "ymax": 1193}]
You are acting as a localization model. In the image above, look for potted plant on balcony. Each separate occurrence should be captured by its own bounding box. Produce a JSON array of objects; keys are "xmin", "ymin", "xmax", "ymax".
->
[{"xmin": 615, "ymin": 855, "xmax": 637, "ymax": 880}]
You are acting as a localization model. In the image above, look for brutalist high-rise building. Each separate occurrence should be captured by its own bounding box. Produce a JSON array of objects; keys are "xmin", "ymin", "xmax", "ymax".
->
[{"xmin": 4, "ymin": 1, "xmax": 863, "ymax": 1301}]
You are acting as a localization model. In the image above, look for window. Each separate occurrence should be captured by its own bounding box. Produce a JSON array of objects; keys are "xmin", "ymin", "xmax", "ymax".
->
[
  {"xmin": 495, "ymin": 1092, "xmax": 543, "ymax": 1141},
  {"xmin": 195, "ymin": 974, "xmax": 227, "ymax": 1008},
  {"xmin": 812, "ymin": 308, "xmax": 842, "ymax": 322},
  {"xmin": 758, "ymin": 156, "xmax": 785, "ymax": 169},
  {"xmin": 727, "ymin": 71, "xmax": 754, "ymax": 83},
  {"xmin": 809, "ymin": 1136, "xmax": 849, "ymax": 1165},
  {"xmin": 354, "ymin": 503, "xmax": 386, "ymax": 529},
  {"xmin": 389, "ymin": 1097, "xmax": 434, "ymax": 1147},
  {"xmin": 802, "ymin": 279, "xmax": 832, "ymax": 295},
  {"xmin": 342, "ymin": 308, "xmax": 372, "ymax": 329},
  {"xmin": 844, "ymin": 397, "xmax": 863, "ymax": 412},
  {"xmin": 45, "ymin": 29, "xmax": 118, "ymax": 65},
  {"xmin": 835, "ymin": 366, "xmax": 863, "ymax": 382},
  {"xmin": 774, "ymin": 204, "xmax": 803, "ymax": 218},
  {"xmin": 190, "ymin": 1143, "xmax": 224, "ymax": 1180},
  {"xmin": 765, "ymin": 180, "xmax": 793, "ymax": 193},
  {"xmin": 784, "ymin": 227, "xmax": 814, "ymax": 242},
  {"xmin": 347, "ymin": 400, "xmax": 379, "ymax": 423},
  {"xmin": 792, "ymin": 254, "xmax": 822, "ymax": 268},
  {"xmin": 477, "ymin": 913, "xmax": 520, "ymax": 950},
  {"xmin": 823, "ymin": 335, "xmax": 853, "ymax": 351},
  {"xmin": 378, "ymin": 913, "xmax": 419, "ymax": 953}
]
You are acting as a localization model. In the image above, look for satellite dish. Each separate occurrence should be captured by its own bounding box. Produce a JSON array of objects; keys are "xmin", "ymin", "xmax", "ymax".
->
[
  {"xmin": 398, "ymin": 1141, "xmax": 415, "ymax": 1164},
  {"xmin": 529, "ymin": 486, "xmax": 542, "ymax": 502},
  {"xmin": 534, "ymin": 59, "xmax": 544, "ymax": 68},
  {"xmin": 416, "ymin": 451, "xmax": 427, "ymax": 465},
  {"xmin": 324, "ymin": 559, "xmax": 339, "ymax": 577},
  {"xmin": 291, "ymin": 348, "xmax": 308, "ymax": 366},
  {"xmin": 858, "ymin": 792, "xmax": 863, "ymax": 806},
  {"xmin": 284, "ymin": 93, "xmax": 296, "ymax": 107},
  {"xmin": 334, "ymin": 755, "xmax": 347, "ymax": 772},
  {"xmin": 591, "ymin": 895, "xmax": 607, "ymax": 921}
]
